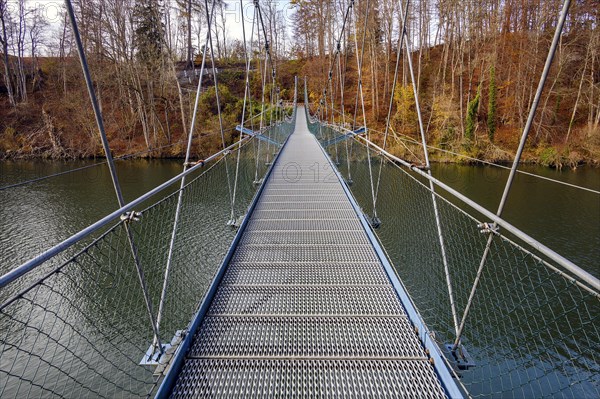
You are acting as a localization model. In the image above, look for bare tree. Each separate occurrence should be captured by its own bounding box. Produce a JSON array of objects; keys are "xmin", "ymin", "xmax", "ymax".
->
[{"xmin": 0, "ymin": 0, "xmax": 15, "ymax": 106}]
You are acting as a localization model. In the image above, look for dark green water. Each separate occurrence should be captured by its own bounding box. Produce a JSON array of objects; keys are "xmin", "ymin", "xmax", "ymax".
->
[
  {"xmin": 0, "ymin": 159, "xmax": 183, "ymax": 275},
  {"xmin": 1, "ymin": 159, "xmax": 597, "ymax": 276},
  {"xmin": 429, "ymin": 163, "xmax": 600, "ymax": 276}
]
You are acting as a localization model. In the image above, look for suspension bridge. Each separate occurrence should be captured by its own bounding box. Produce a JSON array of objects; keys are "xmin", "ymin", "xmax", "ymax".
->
[{"xmin": 1, "ymin": 0, "xmax": 599, "ymax": 398}]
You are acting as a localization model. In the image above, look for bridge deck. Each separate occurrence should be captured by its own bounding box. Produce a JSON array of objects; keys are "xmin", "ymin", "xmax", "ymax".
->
[{"xmin": 169, "ymin": 108, "xmax": 449, "ymax": 397}]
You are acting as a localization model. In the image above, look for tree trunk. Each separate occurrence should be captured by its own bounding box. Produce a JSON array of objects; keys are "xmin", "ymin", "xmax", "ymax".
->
[{"xmin": 0, "ymin": 2, "xmax": 15, "ymax": 107}]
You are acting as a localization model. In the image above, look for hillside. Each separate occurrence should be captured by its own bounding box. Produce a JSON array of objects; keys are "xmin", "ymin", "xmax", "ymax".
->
[{"xmin": 2, "ymin": 41, "xmax": 598, "ymax": 167}]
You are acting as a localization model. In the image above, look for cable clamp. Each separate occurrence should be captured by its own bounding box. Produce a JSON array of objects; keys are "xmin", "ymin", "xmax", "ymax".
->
[
  {"xmin": 121, "ymin": 211, "xmax": 142, "ymax": 223},
  {"xmin": 184, "ymin": 159, "xmax": 205, "ymax": 167},
  {"xmin": 478, "ymin": 222, "xmax": 499, "ymax": 235},
  {"xmin": 410, "ymin": 163, "xmax": 430, "ymax": 171}
]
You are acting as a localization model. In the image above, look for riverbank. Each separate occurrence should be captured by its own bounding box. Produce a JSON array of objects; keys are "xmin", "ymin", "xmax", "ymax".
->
[{"xmin": 2, "ymin": 127, "xmax": 599, "ymax": 169}]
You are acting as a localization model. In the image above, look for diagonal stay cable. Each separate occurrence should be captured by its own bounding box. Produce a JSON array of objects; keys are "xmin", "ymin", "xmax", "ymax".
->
[
  {"xmin": 155, "ymin": 0, "xmax": 217, "ymax": 346},
  {"xmin": 64, "ymin": 0, "xmax": 163, "ymax": 354},
  {"xmin": 307, "ymin": 1, "xmax": 355, "ymax": 178},
  {"xmin": 396, "ymin": 0, "xmax": 459, "ymax": 336},
  {"xmin": 204, "ymin": 0, "xmax": 235, "ymax": 222},
  {"xmin": 453, "ymin": 0, "xmax": 574, "ymax": 350},
  {"xmin": 244, "ymin": 6, "xmax": 261, "ymax": 184},
  {"xmin": 329, "ymin": 59, "xmax": 340, "ymax": 164},
  {"xmin": 253, "ymin": 4, "xmax": 265, "ymax": 182},
  {"xmin": 373, "ymin": 0, "xmax": 409, "ymax": 208},
  {"xmin": 370, "ymin": 126, "xmax": 600, "ymax": 195},
  {"xmin": 230, "ymin": 0, "xmax": 256, "ymax": 224},
  {"xmin": 351, "ymin": 0, "xmax": 378, "ymax": 223}
]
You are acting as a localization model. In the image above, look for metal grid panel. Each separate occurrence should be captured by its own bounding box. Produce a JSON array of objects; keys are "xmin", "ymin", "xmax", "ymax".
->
[
  {"xmin": 222, "ymin": 262, "xmax": 389, "ymax": 285},
  {"xmin": 267, "ymin": 178, "xmax": 341, "ymax": 184},
  {"xmin": 230, "ymin": 245, "xmax": 379, "ymax": 263},
  {"xmin": 189, "ymin": 316, "xmax": 424, "ymax": 358},
  {"xmin": 254, "ymin": 201, "xmax": 353, "ymax": 211},
  {"xmin": 250, "ymin": 210, "xmax": 357, "ymax": 220},
  {"xmin": 245, "ymin": 219, "xmax": 362, "ymax": 232},
  {"xmin": 259, "ymin": 194, "xmax": 349, "ymax": 202},
  {"xmin": 265, "ymin": 184, "xmax": 341, "ymax": 190},
  {"xmin": 239, "ymin": 231, "xmax": 369, "ymax": 246},
  {"xmin": 171, "ymin": 359, "xmax": 447, "ymax": 398},
  {"xmin": 264, "ymin": 186, "xmax": 342, "ymax": 192},
  {"xmin": 207, "ymin": 286, "xmax": 404, "ymax": 315}
]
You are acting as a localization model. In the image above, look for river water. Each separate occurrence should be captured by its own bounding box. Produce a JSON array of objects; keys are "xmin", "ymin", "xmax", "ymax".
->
[{"xmin": 1, "ymin": 159, "xmax": 597, "ymax": 276}]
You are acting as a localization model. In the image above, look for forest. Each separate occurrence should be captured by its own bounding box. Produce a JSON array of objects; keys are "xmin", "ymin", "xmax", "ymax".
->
[{"xmin": 0, "ymin": 0, "xmax": 598, "ymax": 168}]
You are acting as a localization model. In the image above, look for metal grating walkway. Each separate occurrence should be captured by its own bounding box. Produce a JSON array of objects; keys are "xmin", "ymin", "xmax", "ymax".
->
[{"xmin": 169, "ymin": 108, "xmax": 450, "ymax": 398}]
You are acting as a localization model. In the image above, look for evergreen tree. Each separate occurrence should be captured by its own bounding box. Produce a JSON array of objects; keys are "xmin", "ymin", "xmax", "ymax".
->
[
  {"xmin": 465, "ymin": 85, "xmax": 480, "ymax": 141},
  {"xmin": 133, "ymin": 0, "xmax": 165, "ymax": 64}
]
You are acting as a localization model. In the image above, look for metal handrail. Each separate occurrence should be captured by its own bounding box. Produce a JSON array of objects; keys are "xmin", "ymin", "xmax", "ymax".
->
[
  {"xmin": 321, "ymin": 123, "xmax": 600, "ymax": 294},
  {"xmin": 0, "ymin": 137, "xmax": 253, "ymax": 289}
]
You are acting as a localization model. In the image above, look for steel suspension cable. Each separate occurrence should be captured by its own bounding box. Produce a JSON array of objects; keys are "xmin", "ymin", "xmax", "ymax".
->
[
  {"xmin": 64, "ymin": 0, "xmax": 163, "ymax": 354},
  {"xmin": 230, "ymin": 0, "xmax": 256, "ymax": 223},
  {"xmin": 453, "ymin": 0, "xmax": 573, "ymax": 350},
  {"xmin": 338, "ymin": 44, "xmax": 354, "ymax": 183},
  {"xmin": 156, "ymin": 0, "xmax": 217, "ymax": 345},
  {"xmin": 0, "ymin": 137, "xmax": 210, "ymax": 192},
  {"xmin": 254, "ymin": 1, "xmax": 279, "ymax": 164},
  {"xmin": 340, "ymin": 39, "xmax": 356, "ymax": 183},
  {"xmin": 313, "ymin": 0, "xmax": 354, "ymax": 117},
  {"xmin": 396, "ymin": 0, "xmax": 459, "ymax": 336},
  {"xmin": 268, "ymin": 69, "xmax": 276, "ymax": 155},
  {"xmin": 258, "ymin": 25, "xmax": 270, "ymax": 164},
  {"xmin": 373, "ymin": 0, "xmax": 409, "ymax": 207},
  {"xmin": 350, "ymin": 1, "xmax": 362, "ymax": 131},
  {"xmin": 329, "ymin": 59, "xmax": 340, "ymax": 164},
  {"xmin": 0, "ymin": 128, "xmax": 237, "ymax": 193},
  {"xmin": 204, "ymin": 0, "xmax": 235, "ymax": 222},
  {"xmin": 253, "ymin": 5, "xmax": 265, "ymax": 182},
  {"xmin": 370, "ymin": 127, "xmax": 600, "ymax": 195},
  {"xmin": 351, "ymin": 0, "xmax": 379, "ymax": 223},
  {"xmin": 246, "ymin": 12, "xmax": 257, "ymax": 139}
]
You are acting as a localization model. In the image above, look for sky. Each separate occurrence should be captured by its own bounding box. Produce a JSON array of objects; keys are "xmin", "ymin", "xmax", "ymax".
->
[
  {"xmin": 5, "ymin": 0, "xmax": 295, "ymax": 55},
  {"xmin": 221, "ymin": 0, "xmax": 294, "ymax": 40}
]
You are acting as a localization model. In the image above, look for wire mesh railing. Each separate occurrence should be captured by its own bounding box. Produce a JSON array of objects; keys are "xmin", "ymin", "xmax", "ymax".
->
[
  {"xmin": 311, "ymin": 119, "xmax": 599, "ymax": 399},
  {"xmin": 0, "ymin": 118, "xmax": 295, "ymax": 398}
]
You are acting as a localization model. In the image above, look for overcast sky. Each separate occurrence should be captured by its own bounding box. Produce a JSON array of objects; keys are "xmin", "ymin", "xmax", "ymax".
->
[{"xmin": 5, "ymin": 0, "xmax": 294, "ymax": 54}]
